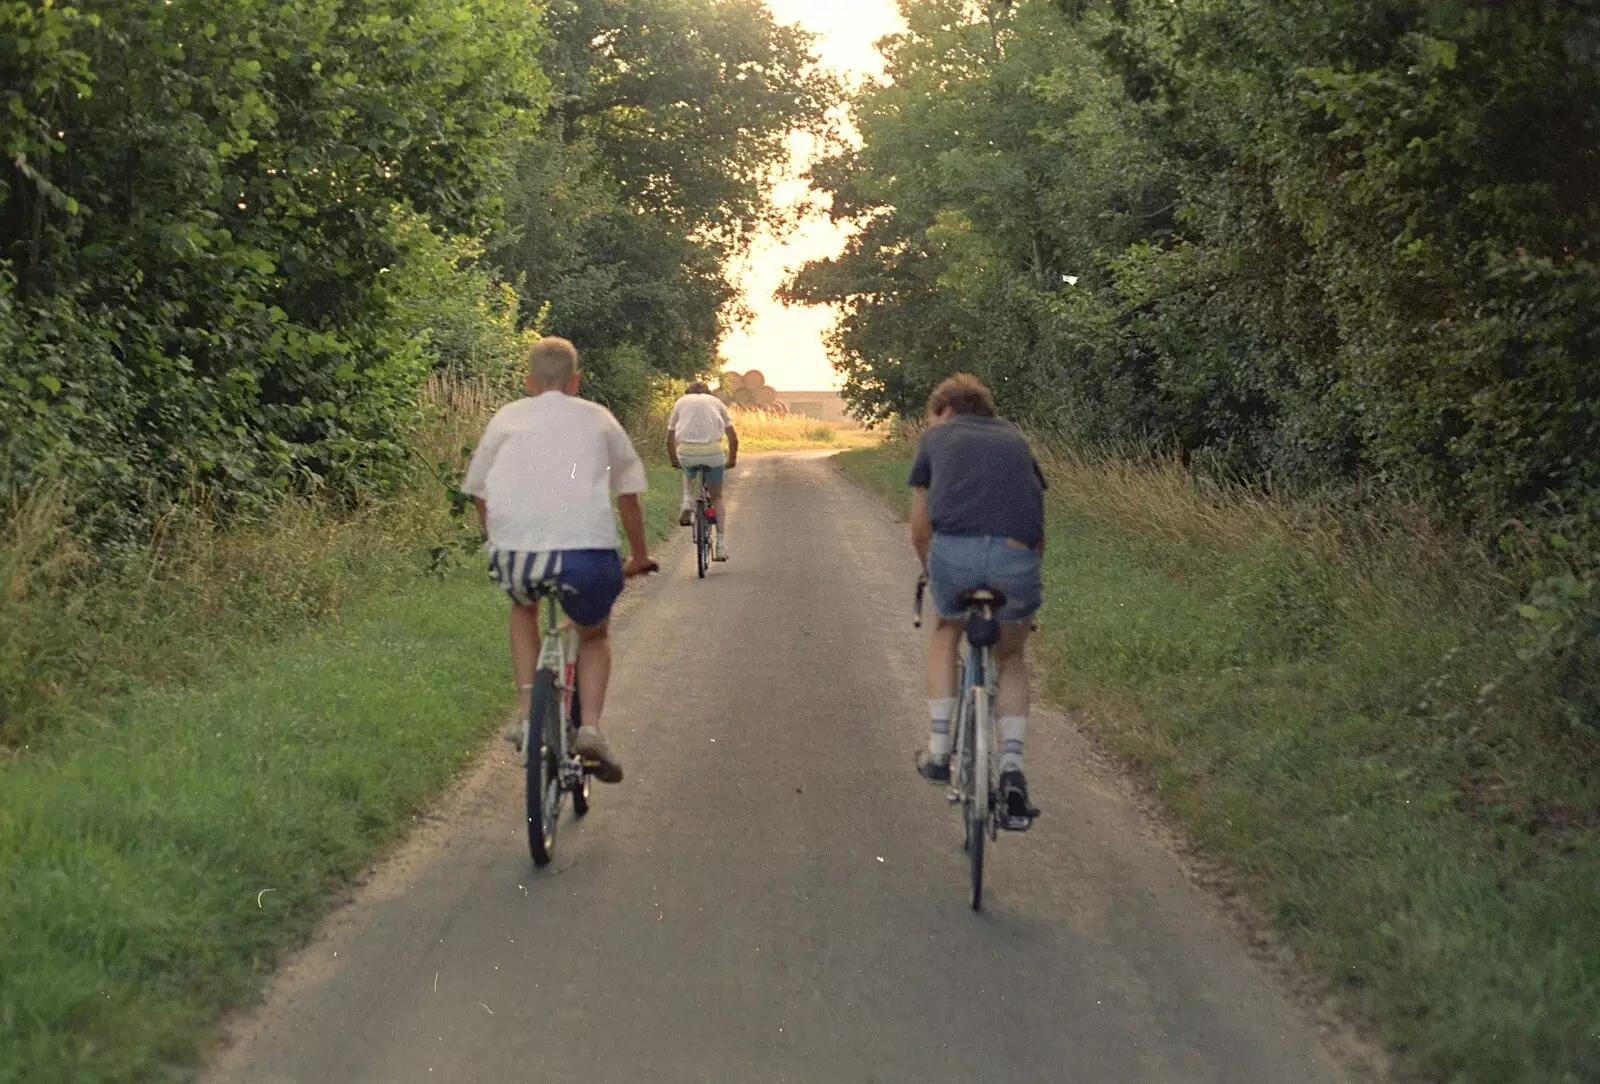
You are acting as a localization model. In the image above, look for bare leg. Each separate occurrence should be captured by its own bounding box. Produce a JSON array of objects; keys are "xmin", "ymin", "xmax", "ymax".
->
[
  {"xmin": 572, "ymin": 621, "xmax": 624, "ymax": 782},
  {"xmin": 995, "ymin": 623, "xmax": 1032, "ymax": 777},
  {"xmin": 575, "ymin": 622, "xmax": 611, "ymax": 726},
  {"xmin": 707, "ymin": 480, "xmax": 728, "ymax": 556},
  {"xmin": 927, "ymin": 619, "xmax": 961, "ymax": 700},
  {"xmin": 995, "ymin": 623, "xmax": 1031, "ymax": 719},
  {"xmin": 919, "ymin": 619, "xmax": 962, "ymax": 765},
  {"xmin": 509, "ymin": 603, "xmax": 542, "ymax": 717}
]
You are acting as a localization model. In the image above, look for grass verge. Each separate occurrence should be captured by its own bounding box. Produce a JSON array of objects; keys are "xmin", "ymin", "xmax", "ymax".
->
[
  {"xmin": 836, "ymin": 444, "xmax": 1599, "ymax": 1084},
  {"xmin": 0, "ymin": 571, "xmax": 507, "ymax": 1084},
  {"xmin": 0, "ymin": 442, "xmax": 679, "ymax": 1084}
]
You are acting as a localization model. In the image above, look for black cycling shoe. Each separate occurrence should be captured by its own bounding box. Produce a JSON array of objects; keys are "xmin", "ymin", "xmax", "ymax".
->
[
  {"xmin": 999, "ymin": 769, "xmax": 1039, "ymax": 829},
  {"xmin": 915, "ymin": 748, "xmax": 951, "ymax": 784}
]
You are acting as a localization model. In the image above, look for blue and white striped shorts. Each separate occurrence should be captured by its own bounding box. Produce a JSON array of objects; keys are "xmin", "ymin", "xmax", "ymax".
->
[{"xmin": 488, "ymin": 548, "xmax": 624, "ymax": 627}]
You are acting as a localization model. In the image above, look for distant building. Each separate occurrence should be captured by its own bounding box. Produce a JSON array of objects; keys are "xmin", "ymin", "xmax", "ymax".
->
[{"xmin": 778, "ymin": 389, "xmax": 852, "ymax": 424}]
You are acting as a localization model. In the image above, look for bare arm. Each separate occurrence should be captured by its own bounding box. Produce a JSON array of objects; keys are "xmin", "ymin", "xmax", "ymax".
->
[
  {"xmin": 615, "ymin": 493, "xmax": 654, "ymax": 576},
  {"xmin": 474, "ymin": 497, "xmax": 487, "ymax": 537},
  {"xmin": 910, "ymin": 487, "xmax": 933, "ymax": 568},
  {"xmin": 666, "ymin": 430, "xmax": 680, "ymax": 468},
  {"xmin": 724, "ymin": 425, "xmax": 739, "ymax": 468}
]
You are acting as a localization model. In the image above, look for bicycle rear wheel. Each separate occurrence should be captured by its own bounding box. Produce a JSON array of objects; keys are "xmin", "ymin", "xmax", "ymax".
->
[
  {"xmin": 968, "ymin": 683, "xmax": 989, "ymax": 911},
  {"xmin": 527, "ymin": 669, "xmax": 563, "ymax": 866},
  {"xmin": 695, "ymin": 498, "xmax": 709, "ymax": 578}
]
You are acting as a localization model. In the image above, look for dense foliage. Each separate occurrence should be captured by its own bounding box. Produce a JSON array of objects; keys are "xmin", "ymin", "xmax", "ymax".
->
[
  {"xmin": 790, "ymin": 0, "xmax": 1600, "ymax": 553},
  {"xmin": 1, "ymin": 0, "xmax": 547, "ymax": 523},
  {"xmin": 1, "ymin": 0, "xmax": 832, "ymax": 525}
]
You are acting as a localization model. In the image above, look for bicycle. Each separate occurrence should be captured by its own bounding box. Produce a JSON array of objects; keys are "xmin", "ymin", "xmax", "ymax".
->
[
  {"xmin": 686, "ymin": 465, "xmax": 718, "ymax": 578},
  {"xmin": 915, "ymin": 573, "xmax": 1028, "ymax": 910},
  {"xmin": 519, "ymin": 563, "xmax": 656, "ymax": 867}
]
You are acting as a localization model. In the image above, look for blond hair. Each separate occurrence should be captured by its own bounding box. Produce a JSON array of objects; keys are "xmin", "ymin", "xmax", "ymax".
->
[{"xmin": 528, "ymin": 336, "xmax": 579, "ymax": 390}]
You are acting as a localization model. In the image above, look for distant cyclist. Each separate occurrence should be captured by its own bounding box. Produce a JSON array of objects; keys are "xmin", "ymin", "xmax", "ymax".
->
[
  {"xmin": 908, "ymin": 373, "xmax": 1045, "ymax": 826},
  {"xmin": 666, "ymin": 381, "xmax": 740, "ymax": 562}
]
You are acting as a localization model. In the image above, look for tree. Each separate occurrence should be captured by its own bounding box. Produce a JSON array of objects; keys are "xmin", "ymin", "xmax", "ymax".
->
[
  {"xmin": 494, "ymin": 0, "xmax": 839, "ymax": 412},
  {"xmin": 793, "ymin": 0, "xmax": 1600, "ymax": 539},
  {"xmin": 1, "ymin": 0, "xmax": 546, "ymax": 520}
]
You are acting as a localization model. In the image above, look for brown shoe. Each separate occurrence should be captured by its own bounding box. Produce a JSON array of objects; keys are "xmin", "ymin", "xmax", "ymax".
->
[
  {"xmin": 575, "ymin": 726, "xmax": 624, "ymax": 783},
  {"xmin": 678, "ymin": 507, "xmax": 693, "ymax": 527}
]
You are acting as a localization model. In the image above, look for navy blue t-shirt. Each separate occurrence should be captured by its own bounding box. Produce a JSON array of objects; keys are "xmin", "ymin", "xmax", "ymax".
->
[{"xmin": 907, "ymin": 415, "xmax": 1046, "ymax": 546}]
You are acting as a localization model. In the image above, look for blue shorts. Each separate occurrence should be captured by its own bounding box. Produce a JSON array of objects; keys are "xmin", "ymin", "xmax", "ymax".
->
[
  {"xmin": 681, "ymin": 458, "xmax": 725, "ymax": 486},
  {"xmin": 928, "ymin": 534, "xmax": 1043, "ymax": 624},
  {"xmin": 489, "ymin": 549, "xmax": 623, "ymax": 627}
]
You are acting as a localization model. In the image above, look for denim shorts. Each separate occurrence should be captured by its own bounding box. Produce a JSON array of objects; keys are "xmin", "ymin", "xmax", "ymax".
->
[
  {"xmin": 928, "ymin": 533, "xmax": 1043, "ymax": 623},
  {"xmin": 488, "ymin": 549, "xmax": 624, "ymax": 627},
  {"xmin": 681, "ymin": 454, "xmax": 725, "ymax": 487}
]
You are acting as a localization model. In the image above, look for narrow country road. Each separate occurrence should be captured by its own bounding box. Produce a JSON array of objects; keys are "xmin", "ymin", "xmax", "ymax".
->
[{"xmin": 209, "ymin": 452, "xmax": 1345, "ymax": 1084}]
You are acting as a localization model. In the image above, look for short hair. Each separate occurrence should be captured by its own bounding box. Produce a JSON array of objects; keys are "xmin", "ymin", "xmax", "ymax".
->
[
  {"xmin": 528, "ymin": 337, "xmax": 579, "ymax": 390},
  {"xmin": 685, "ymin": 381, "xmax": 711, "ymax": 395},
  {"xmin": 926, "ymin": 373, "xmax": 996, "ymax": 418}
]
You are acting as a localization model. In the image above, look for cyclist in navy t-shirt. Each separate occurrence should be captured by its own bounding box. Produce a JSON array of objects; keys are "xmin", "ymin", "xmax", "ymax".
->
[{"xmin": 907, "ymin": 374, "xmax": 1044, "ymax": 825}]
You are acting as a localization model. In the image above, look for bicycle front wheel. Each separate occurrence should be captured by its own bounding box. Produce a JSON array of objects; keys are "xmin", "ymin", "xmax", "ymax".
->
[{"xmin": 527, "ymin": 669, "xmax": 563, "ymax": 866}]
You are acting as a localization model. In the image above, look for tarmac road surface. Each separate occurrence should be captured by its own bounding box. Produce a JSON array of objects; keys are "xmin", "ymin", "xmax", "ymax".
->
[{"xmin": 208, "ymin": 451, "xmax": 1345, "ymax": 1084}]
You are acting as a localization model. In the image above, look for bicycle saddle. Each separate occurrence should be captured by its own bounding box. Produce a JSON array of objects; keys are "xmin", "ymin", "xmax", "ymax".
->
[{"xmin": 958, "ymin": 587, "xmax": 1007, "ymax": 610}]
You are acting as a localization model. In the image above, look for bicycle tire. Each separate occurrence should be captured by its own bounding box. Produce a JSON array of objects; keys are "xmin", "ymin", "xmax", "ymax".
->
[
  {"xmin": 570, "ymin": 681, "xmax": 590, "ymax": 816},
  {"xmin": 527, "ymin": 669, "xmax": 562, "ymax": 866},
  {"xmin": 968, "ymin": 676, "xmax": 989, "ymax": 911},
  {"xmin": 695, "ymin": 498, "xmax": 709, "ymax": 578}
]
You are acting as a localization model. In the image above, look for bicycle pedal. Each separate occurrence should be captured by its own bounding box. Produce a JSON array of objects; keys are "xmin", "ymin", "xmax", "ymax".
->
[
  {"xmin": 1001, "ymin": 812, "xmax": 1038, "ymax": 832},
  {"xmin": 945, "ymin": 790, "xmax": 962, "ymax": 804}
]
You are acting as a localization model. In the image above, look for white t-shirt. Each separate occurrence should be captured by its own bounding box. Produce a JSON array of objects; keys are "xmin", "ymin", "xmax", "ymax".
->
[
  {"xmin": 667, "ymin": 393, "xmax": 732, "ymax": 451},
  {"xmin": 462, "ymin": 391, "xmax": 648, "ymax": 553}
]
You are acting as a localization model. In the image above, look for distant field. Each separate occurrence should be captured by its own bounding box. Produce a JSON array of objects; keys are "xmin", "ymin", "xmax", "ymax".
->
[{"xmin": 732, "ymin": 411, "xmax": 880, "ymax": 452}]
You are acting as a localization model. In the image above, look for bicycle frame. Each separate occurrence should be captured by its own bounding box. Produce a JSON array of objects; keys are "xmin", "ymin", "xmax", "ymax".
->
[
  {"xmin": 537, "ymin": 594, "xmax": 574, "ymax": 714},
  {"xmin": 520, "ymin": 557, "xmax": 655, "ymax": 868},
  {"xmin": 688, "ymin": 465, "xmax": 714, "ymax": 578},
  {"xmin": 951, "ymin": 633, "xmax": 998, "ymax": 824},
  {"xmin": 523, "ymin": 581, "xmax": 591, "ymax": 867},
  {"xmin": 534, "ymin": 590, "xmax": 585, "ymax": 791},
  {"xmin": 915, "ymin": 575, "xmax": 1000, "ymax": 909}
]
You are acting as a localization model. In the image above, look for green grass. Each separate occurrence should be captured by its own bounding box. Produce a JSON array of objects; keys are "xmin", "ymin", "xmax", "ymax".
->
[
  {"xmin": 836, "ymin": 445, "xmax": 1600, "ymax": 1084},
  {"xmin": 639, "ymin": 464, "xmax": 684, "ymax": 544},
  {"xmin": 0, "ymin": 472, "xmax": 681, "ymax": 1084}
]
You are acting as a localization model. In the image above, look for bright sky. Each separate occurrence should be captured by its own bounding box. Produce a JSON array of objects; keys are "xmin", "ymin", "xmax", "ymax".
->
[{"xmin": 717, "ymin": 0, "xmax": 906, "ymax": 392}]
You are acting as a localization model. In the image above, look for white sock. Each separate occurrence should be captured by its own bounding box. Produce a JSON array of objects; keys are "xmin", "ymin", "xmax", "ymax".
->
[
  {"xmin": 1000, "ymin": 716, "xmax": 1027, "ymax": 772},
  {"xmin": 928, "ymin": 698, "xmax": 955, "ymax": 759}
]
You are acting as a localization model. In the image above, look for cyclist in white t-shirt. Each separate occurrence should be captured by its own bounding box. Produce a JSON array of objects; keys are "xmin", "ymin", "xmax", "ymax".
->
[
  {"xmin": 462, "ymin": 337, "xmax": 656, "ymax": 784},
  {"xmin": 666, "ymin": 382, "xmax": 739, "ymax": 561}
]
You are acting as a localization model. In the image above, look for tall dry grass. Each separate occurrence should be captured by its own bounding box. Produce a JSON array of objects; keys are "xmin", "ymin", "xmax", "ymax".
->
[
  {"xmin": 1032, "ymin": 443, "xmax": 1505, "ymax": 626},
  {"xmin": 416, "ymin": 368, "xmax": 512, "ymax": 470}
]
